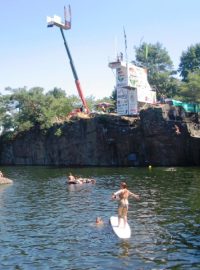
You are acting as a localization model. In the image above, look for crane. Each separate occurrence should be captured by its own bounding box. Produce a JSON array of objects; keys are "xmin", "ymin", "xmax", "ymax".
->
[{"xmin": 47, "ymin": 6, "xmax": 90, "ymax": 113}]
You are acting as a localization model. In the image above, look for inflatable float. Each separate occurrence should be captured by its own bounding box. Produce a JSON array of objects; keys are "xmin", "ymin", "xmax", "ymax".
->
[
  {"xmin": 68, "ymin": 178, "xmax": 96, "ymax": 185},
  {"xmin": 0, "ymin": 177, "xmax": 13, "ymax": 185}
]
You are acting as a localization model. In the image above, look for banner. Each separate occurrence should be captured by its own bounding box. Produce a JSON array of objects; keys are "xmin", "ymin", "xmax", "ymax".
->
[
  {"xmin": 117, "ymin": 88, "xmax": 138, "ymax": 115},
  {"xmin": 117, "ymin": 88, "xmax": 128, "ymax": 115},
  {"xmin": 128, "ymin": 64, "xmax": 150, "ymax": 89},
  {"xmin": 137, "ymin": 88, "xmax": 156, "ymax": 104},
  {"xmin": 128, "ymin": 89, "xmax": 138, "ymax": 114},
  {"xmin": 116, "ymin": 66, "xmax": 128, "ymax": 87}
]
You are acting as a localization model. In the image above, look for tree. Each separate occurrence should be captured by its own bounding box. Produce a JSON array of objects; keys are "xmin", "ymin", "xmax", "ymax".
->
[
  {"xmin": 110, "ymin": 87, "xmax": 117, "ymax": 109},
  {"xmin": 134, "ymin": 42, "xmax": 179, "ymax": 98},
  {"xmin": 0, "ymin": 86, "xmax": 109, "ymax": 135},
  {"xmin": 178, "ymin": 43, "xmax": 200, "ymax": 81},
  {"xmin": 135, "ymin": 42, "xmax": 173, "ymax": 73},
  {"xmin": 46, "ymin": 87, "xmax": 66, "ymax": 99},
  {"xmin": 0, "ymin": 87, "xmax": 75, "ymax": 134},
  {"xmin": 0, "ymin": 94, "xmax": 9, "ymax": 131},
  {"xmin": 176, "ymin": 71, "xmax": 200, "ymax": 102}
]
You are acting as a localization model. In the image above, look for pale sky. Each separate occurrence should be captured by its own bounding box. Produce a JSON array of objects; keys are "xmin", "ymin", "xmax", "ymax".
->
[{"xmin": 1, "ymin": 0, "xmax": 199, "ymax": 99}]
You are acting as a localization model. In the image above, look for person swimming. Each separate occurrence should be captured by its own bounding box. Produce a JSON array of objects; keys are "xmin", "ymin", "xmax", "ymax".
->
[
  {"xmin": 68, "ymin": 172, "xmax": 81, "ymax": 184},
  {"xmin": 68, "ymin": 173, "xmax": 96, "ymax": 185},
  {"xmin": 96, "ymin": 217, "xmax": 104, "ymax": 225}
]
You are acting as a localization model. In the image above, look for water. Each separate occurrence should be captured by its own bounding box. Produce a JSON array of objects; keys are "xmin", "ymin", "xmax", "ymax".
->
[{"xmin": 0, "ymin": 166, "xmax": 200, "ymax": 270}]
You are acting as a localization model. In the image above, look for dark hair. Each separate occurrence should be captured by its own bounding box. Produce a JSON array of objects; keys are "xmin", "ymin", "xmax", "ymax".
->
[{"xmin": 120, "ymin": 182, "xmax": 127, "ymax": 189}]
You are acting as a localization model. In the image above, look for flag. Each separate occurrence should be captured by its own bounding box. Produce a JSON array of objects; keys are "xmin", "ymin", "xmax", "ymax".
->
[
  {"xmin": 145, "ymin": 44, "xmax": 148, "ymax": 59},
  {"xmin": 123, "ymin": 27, "xmax": 127, "ymax": 50}
]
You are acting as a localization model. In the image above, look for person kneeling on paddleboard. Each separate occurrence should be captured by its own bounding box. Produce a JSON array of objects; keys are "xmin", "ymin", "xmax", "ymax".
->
[{"xmin": 112, "ymin": 182, "xmax": 140, "ymax": 228}]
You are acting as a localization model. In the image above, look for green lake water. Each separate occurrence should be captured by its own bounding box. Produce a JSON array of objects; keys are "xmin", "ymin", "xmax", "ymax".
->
[{"xmin": 0, "ymin": 166, "xmax": 200, "ymax": 269}]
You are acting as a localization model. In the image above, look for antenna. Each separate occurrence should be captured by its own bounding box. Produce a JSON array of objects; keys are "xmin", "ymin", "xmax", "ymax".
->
[{"xmin": 123, "ymin": 26, "xmax": 128, "ymax": 63}]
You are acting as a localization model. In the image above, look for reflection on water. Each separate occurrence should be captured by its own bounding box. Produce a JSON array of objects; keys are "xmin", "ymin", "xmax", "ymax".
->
[
  {"xmin": 117, "ymin": 241, "xmax": 132, "ymax": 258},
  {"xmin": 0, "ymin": 166, "xmax": 200, "ymax": 269},
  {"xmin": 0, "ymin": 185, "xmax": 10, "ymax": 208}
]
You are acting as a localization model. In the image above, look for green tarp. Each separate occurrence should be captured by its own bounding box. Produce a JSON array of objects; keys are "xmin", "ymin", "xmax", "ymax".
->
[{"xmin": 172, "ymin": 99, "xmax": 200, "ymax": 113}]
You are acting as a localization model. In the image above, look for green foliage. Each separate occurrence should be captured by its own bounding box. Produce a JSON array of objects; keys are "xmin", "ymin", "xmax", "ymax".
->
[
  {"xmin": 149, "ymin": 72, "xmax": 181, "ymax": 99},
  {"xmin": 176, "ymin": 71, "xmax": 200, "ymax": 102},
  {"xmin": 178, "ymin": 43, "xmax": 200, "ymax": 81},
  {"xmin": 0, "ymin": 87, "xmax": 75, "ymax": 134},
  {"xmin": 134, "ymin": 42, "xmax": 179, "ymax": 98},
  {"xmin": 84, "ymin": 95, "xmax": 96, "ymax": 111},
  {"xmin": 135, "ymin": 42, "xmax": 173, "ymax": 72},
  {"xmin": 110, "ymin": 87, "xmax": 117, "ymax": 107},
  {"xmin": 0, "ymin": 95, "xmax": 5, "ymax": 126},
  {"xmin": 46, "ymin": 87, "xmax": 66, "ymax": 99},
  {"xmin": 10, "ymin": 87, "xmax": 54, "ymax": 131},
  {"xmin": 17, "ymin": 121, "xmax": 34, "ymax": 132},
  {"xmin": 54, "ymin": 128, "xmax": 62, "ymax": 137},
  {"xmin": 0, "ymin": 86, "xmax": 115, "ymax": 135},
  {"xmin": 0, "ymin": 94, "xmax": 15, "ymax": 132}
]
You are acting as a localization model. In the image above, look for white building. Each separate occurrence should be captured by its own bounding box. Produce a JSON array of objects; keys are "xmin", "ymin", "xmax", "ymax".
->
[{"xmin": 109, "ymin": 60, "xmax": 156, "ymax": 115}]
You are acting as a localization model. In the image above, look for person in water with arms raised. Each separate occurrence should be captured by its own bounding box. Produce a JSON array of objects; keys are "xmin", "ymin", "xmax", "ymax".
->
[{"xmin": 112, "ymin": 182, "xmax": 140, "ymax": 228}]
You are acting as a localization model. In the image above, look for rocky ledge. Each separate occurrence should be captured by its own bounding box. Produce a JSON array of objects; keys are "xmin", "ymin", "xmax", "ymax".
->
[{"xmin": 0, "ymin": 104, "xmax": 200, "ymax": 167}]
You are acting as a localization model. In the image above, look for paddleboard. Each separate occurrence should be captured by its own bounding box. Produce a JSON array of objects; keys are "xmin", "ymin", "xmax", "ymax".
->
[{"xmin": 110, "ymin": 216, "xmax": 131, "ymax": 239}]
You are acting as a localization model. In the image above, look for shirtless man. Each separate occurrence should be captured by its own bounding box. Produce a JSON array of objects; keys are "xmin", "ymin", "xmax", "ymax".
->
[
  {"xmin": 112, "ymin": 182, "xmax": 140, "ymax": 228},
  {"xmin": 68, "ymin": 172, "xmax": 84, "ymax": 184},
  {"xmin": 68, "ymin": 173, "xmax": 77, "ymax": 184}
]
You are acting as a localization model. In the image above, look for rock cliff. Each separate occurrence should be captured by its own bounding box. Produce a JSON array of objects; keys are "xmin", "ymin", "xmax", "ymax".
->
[{"xmin": 0, "ymin": 105, "xmax": 200, "ymax": 166}]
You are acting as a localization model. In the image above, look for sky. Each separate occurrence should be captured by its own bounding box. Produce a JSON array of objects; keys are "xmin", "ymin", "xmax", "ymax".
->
[{"xmin": 0, "ymin": 0, "xmax": 199, "ymax": 99}]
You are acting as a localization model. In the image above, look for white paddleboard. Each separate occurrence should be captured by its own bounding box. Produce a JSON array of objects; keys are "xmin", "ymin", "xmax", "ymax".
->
[{"xmin": 110, "ymin": 216, "xmax": 131, "ymax": 239}]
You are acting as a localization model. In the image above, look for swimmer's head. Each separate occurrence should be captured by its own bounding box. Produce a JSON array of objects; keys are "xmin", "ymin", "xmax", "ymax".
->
[
  {"xmin": 120, "ymin": 182, "xmax": 127, "ymax": 189},
  {"xmin": 96, "ymin": 217, "xmax": 102, "ymax": 224}
]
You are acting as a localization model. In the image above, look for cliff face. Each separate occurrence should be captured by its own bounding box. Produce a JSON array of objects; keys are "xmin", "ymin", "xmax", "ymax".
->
[{"xmin": 0, "ymin": 105, "xmax": 200, "ymax": 166}]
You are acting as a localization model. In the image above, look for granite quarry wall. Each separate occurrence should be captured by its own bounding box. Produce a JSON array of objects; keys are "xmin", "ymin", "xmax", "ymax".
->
[{"xmin": 0, "ymin": 105, "xmax": 200, "ymax": 167}]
